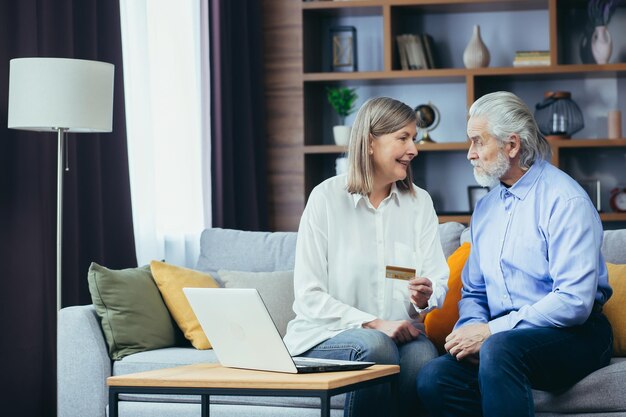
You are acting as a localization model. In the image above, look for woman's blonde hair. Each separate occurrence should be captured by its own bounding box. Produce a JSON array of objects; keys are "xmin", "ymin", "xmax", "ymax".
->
[{"xmin": 347, "ymin": 97, "xmax": 417, "ymax": 195}]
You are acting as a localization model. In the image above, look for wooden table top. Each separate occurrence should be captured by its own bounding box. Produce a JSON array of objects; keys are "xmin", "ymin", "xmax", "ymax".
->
[{"xmin": 107, "ymin": 363, "xmax": 400, "ymax": 391}]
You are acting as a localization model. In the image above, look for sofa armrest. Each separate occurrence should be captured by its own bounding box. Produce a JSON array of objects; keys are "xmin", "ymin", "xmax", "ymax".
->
[{"xmin": 58, "ymin": 305, "xmax": 111, "ymax": 417}]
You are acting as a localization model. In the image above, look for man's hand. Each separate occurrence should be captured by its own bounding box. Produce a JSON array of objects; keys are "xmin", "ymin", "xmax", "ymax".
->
[
  {"xmin": 444, "ymin": 323, "xmax": 491, "ymax": 361},
  {"xmin": 408, "ymin": 277, "xmax": 433, "ymax": 309},
  {"xmin": 364, "ymin": 319, "xmax": 421, "ymax": 344}
]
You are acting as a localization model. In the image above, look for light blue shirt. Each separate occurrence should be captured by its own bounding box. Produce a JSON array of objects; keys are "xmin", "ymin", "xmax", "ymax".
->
[{"xmin": 456, "ymin": 160, "xmax": 612, "ymax": 334}]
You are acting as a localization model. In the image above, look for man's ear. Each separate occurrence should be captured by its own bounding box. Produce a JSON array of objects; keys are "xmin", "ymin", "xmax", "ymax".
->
[{"xmin": 507, "ymin": 134, "xmax": 521, "ymax": 158}]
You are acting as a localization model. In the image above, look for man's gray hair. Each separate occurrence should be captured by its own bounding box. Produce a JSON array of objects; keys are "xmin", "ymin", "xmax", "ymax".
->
[{"xmin": 469, "ymin": 91, "xmax": 551, "ymax": 169}]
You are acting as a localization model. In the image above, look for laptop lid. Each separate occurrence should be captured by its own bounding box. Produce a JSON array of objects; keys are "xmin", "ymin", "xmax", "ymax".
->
[
  {"xmin": 183, "ymin": 287, "xmax": 299, "ymax": 373},
  {"xmin": 183, "ymin": 288, "xmax": 374, "ymax": 374}
]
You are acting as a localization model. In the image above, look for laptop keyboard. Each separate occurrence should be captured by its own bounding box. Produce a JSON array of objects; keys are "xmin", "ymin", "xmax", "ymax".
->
[{"xmin": 293, "ymin": 358, "xmax": 339, "ymax": 367}]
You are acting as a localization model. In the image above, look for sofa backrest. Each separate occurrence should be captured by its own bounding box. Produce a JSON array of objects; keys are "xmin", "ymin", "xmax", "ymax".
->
[{"xmin": 196, "ymin": 228, "xmax": 297, "ymax": 284}]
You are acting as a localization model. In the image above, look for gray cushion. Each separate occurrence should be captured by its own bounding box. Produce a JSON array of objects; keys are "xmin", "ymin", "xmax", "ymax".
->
[
  {"xmin": 219, "ymin": 270, "xmax": 296, "ymax": 337},
  {"xmin": 603, "ymin": 229, "xmax": 626, "ymax": 264},
  {"xmin": 196, "ymin": 228, "xmax": 297, "ymax": 284},
  {"xmin": 533, "ymin": 358, "xmax": 626, "ymax": 413},
  {"xmin": 87, "ymin": 263, "xmax": 176, "ymax": 360},
  {"xmin": 438, "ymin": 222, "xmax": 467, "ymax": 259}
]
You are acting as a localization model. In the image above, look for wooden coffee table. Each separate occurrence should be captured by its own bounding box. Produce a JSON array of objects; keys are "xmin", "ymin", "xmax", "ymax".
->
[{"xmin": 107, "ymin": 363, "xmax": 399, "ymax": 417}]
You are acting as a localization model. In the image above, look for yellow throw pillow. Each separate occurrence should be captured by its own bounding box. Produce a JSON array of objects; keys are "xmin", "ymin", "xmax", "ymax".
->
[
  {"xmin": 424, "ymin": 243, "xmax": 471, "ymax": 354},
  {"xmin": 604, "ymin": 263, "xmax": 626, "ymax": 356},
  {"xmin": 150, "ymin": 260, "xmax": 219, "ymax": 349}
]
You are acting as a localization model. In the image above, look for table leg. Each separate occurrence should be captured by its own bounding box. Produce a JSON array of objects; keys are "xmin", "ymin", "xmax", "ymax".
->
[
  {"xmin": 320, "ymin": 392, "xmax": 331, "ymax": 417},
  {"xmin": 390, "ymin": 374, "xmax": 399, "ymax": 417},
  {"xmin": 108, "ymin": 389, "xmax": 118, "ymax": 417},
  {"xmin": 201, "ymin": 394, "xmax": 210, "ymax": 417}
]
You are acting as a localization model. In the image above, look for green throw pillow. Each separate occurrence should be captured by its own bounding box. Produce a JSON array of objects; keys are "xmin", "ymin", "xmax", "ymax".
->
[{"xmin": 87, "ymin": 262, "xmax": 177, "ymax": 360}]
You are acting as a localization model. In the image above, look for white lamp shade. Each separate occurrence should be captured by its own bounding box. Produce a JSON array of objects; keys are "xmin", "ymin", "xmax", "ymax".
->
[{"xmin": 8, "ymin": 57, "xmax": 114, "ymax": 133}]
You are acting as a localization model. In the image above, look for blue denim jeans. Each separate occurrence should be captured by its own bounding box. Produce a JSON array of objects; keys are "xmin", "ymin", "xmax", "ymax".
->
[
  {"xmin": 416, "ymin": 311, "xmax": 613, "ymax": 417},
  {"xmin": 299, "ymin": 327, "xmax": 438, "ymax": 417}
]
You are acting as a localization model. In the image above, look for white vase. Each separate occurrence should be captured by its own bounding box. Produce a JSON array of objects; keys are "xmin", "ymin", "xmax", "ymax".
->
[
  {"xmin": 463, "ymin": 25, "xmax": 490, "ymax": 69},
  {"xmin": 591, "ymin": 25, "xmax": 612, "ymax": 64},
  {"xmin": 333, "ymin": 125, "xmax": 351, "ymax": 146}
]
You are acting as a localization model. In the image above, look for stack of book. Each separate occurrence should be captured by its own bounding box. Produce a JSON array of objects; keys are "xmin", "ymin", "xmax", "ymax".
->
[
  {"xmin": 513, "ymin": 51, "xmax": 550, "ymax": 67},
  {"xmin": 396, "ymin": 33, "xmax": 437, "ymax": 70}
]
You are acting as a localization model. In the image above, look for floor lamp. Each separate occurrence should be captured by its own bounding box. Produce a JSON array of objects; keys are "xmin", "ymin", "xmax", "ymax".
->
[{"xmin": 8, "ymin": 58, "xmax": 115, "ymax": 311}]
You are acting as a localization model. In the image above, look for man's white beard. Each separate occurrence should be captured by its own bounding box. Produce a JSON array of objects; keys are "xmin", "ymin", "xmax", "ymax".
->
[{"xmin": 471, "ymin": 151, "xmax": 510, "ymax": 188}]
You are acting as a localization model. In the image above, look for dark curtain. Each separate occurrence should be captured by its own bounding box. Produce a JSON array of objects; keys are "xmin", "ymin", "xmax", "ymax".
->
[
  {"xmin": 210, "ymin": 0, "xmax": 269, "ymax": 231},
  {"xmin": 0, "ymin": 1, "xmax": 137, "ymax": 416}
]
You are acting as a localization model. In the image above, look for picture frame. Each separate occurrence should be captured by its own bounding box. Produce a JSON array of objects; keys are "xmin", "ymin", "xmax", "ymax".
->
[
  {"xmin": 578, "ymin": 179, "xmax": 602, "ymax": 211},
  {"xmin": 330, "ymin": 26, "xmax": 357, "ymax": 72},
  {"xmin": 468, "ymin": 186, "xmax": 490, "ymax": 213}
]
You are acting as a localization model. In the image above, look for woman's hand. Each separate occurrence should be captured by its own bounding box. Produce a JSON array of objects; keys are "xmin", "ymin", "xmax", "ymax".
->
[
  {"xmin": 363, "ymin": 319, "xmax": 421, "ymax": 344},
  {"xmin": 408, "ymin": 277, "xmax": 433, "ymax": 308}
]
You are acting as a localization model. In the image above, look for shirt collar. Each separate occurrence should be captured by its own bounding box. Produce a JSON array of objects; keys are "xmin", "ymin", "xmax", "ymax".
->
[
  {"xmin": 498, "ymin": 159, "xmax": 546, "ymax": 201},
  {"xmin": 351, "ymin": 182, "xmax": 400, "ymax": 208}
]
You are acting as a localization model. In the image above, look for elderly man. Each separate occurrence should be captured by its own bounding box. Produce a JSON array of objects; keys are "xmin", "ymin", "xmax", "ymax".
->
[{"xmin": 416, "ymin": 91, "xmax": 613, "ymax": 417}]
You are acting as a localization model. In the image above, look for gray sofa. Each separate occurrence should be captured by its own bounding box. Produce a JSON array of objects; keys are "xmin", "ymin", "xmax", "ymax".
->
[{"xmin": 58, "ymin": 223, "xmax": 626, "ymax": 417}]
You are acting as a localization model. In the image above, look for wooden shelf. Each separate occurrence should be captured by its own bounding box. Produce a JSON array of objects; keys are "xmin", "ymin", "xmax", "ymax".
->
[
  {"xmin": 303, "ymin": 0, "xmax": 547, "ymax": 12},
  {"xmin": 438, "ymin": 214, "xmax": 471, "ymax": 224},
  {"xmin": 549, "ymin": 139, "xmax": 626, "ymax": 148},
  {"xmin": 303, "ymin": 63, "xmax": 626, "ymax": 82},
  {"xmin": 600, "ymin": 212, "xmax": 626, "ymax": 222},
  {"xmin": 304, "ymin": 145, "xmax": 347, "ymax": 154}
]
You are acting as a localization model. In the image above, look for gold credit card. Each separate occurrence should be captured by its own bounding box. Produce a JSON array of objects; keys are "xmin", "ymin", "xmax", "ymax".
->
[{"xmin": 385, "ymin": 265, "xmax": 416, "ymax": 281}]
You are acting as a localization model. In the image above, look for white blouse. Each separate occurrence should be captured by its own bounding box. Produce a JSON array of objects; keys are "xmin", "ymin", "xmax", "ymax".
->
[{"xmin": 284, "ymin": 175, "xmax": 449, "ymax": 356}]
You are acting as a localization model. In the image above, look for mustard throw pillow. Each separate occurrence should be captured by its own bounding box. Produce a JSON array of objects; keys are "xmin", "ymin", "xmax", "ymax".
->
[
  {"xmin": 424, "ymin": 243, "xmax": 471, "ymax": 354},
  {"xmin": 604, "ymin": 263, "xmax": 626, "ymax": 356},
  {"xmin": 150, "ymin": 260, "xmax": 220, "ymax": 349}
]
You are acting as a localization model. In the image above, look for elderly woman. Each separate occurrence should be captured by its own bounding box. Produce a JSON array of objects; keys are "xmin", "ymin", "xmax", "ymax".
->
[{"xmin": 284, "ymin": 97, "xmax": 449, "ymax": 417}]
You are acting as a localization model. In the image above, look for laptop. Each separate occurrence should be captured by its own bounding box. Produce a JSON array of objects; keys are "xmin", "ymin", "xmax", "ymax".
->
[{"xmin": 183, "ymin": 287, "xmax": 375, "ymax": 374}]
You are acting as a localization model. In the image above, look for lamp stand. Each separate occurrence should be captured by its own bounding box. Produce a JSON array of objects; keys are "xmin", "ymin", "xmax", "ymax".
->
[{"xmin": 56, "ymin": 128, "xmax": 67, "ymax": 312}]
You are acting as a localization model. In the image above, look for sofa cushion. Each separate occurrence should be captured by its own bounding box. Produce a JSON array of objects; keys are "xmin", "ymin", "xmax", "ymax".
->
[
  {"xmin": 219, "ymin": 270, "xmax": 296, "ymax": 338},
  {"xmin": 87, "ymin": 263, "xmax": 177, "ymax": 360},
  {"xmin": 196, "ymin": 228, "xmax": 297, "ymax": 284},
  {"xmin": 150, "ymin": 261, "xmax": 220, "ymax": 349},
  {"xmin": 604, "ymin": 263, "xmax": 626, "ymax": 356},
  {"xmin": 602, "ymin": 229, "xmax": 626, "ymax": 264},
  {"xmin": 424, "ymin": 243, "xmax": 471, "ymax": 353},
  {"xmin": 438, "ymin": 222, "xmax": 467, "ymax": 259},
  {"xmin": 533, "ymin": 357, "xmax": 626, "ymax": 413}
]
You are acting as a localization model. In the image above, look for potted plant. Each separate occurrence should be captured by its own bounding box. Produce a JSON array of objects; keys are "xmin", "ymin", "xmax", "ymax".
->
[{"xmin": 326, "ymin": 86, "xmax": 358, "ymax": 146}]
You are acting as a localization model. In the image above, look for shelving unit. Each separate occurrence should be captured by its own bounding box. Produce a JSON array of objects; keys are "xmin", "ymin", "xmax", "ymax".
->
[{"xmin": 297, "ymin": 0, "xmax": 626, "ymax": 226}]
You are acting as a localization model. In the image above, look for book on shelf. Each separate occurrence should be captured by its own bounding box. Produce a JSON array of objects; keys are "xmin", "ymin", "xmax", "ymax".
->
[
  {"xmin": 396, "ymin": 33, "xmax": 436, "ymax": 70},
  {"xmin": 422, "ymin": 33, "xmax": 436, "ymax": 69},
  {"xmin": 515, "ymin": 50, "xmax": 550, "ymax": 57},
  {"xmin": 513, "ymin": 50, "xmax": 550, "ymax": 67}
]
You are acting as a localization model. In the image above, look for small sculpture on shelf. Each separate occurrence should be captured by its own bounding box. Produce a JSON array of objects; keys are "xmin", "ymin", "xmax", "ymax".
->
[
  {"xmin": 414, "ymin": 102, "xmax": 440, "ymax": 144},
  {"xmin": 326, "ymin": 86, "xmax": 358, "ymax": 146}
]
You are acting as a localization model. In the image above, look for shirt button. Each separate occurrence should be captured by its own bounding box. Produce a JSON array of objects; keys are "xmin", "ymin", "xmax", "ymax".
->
[{"xmin": 503, "ymin": 294, "xmax": 508, "ymax": 299}]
